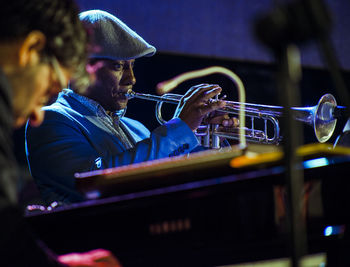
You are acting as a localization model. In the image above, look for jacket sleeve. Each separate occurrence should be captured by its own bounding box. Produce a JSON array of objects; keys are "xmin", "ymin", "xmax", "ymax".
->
[
  {"xmin": 25, "ymin": 110, "xmax": 199, "ymax": 204},
  {"xmin": 113, "ymin": 117, "xmax": 199, "ymax": 165}
]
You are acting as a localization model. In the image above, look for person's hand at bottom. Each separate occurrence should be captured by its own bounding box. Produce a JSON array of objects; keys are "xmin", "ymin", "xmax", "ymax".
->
[{"xmin": 58, "ymin": 249, "xmax": 122, "ymax": 267}]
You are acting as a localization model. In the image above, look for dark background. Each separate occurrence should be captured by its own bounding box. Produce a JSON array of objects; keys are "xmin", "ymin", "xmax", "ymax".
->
[{"xmin": 76, "ymin": 0, "xmax": 350, "ymax": 71}]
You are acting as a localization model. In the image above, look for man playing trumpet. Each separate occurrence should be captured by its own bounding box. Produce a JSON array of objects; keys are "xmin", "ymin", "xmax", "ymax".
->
[{"xmin": 25, "ymin": 10, "xmax": 236, "ymax": 204}]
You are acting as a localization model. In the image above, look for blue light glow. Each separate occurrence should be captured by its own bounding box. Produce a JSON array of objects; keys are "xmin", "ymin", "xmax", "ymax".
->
[
  {"xmin": 324, "ymin": 226, "xmax": 333, "ymax": 236},
  {"xmin": 86, "ymin": 190, "xmax": 101, "ymax": 199},
  {"xmin": 303, "ymin": 157, "xmax": 329, "ymax": 169},
  {"xmin": 324, "ymin": 225, "xmax": 345, "ymax": 236}
]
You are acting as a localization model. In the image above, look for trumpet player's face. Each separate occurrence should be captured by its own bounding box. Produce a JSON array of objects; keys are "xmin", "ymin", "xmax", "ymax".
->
[{"xmin": 85, "ymin": 59, "xmax": 136, "ymax": 111}]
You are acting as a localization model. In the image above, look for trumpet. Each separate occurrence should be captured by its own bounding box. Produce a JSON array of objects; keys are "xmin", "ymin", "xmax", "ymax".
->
[{"xmin": 126, "ymin": 89, "xmax": 343, "ymax": 148}]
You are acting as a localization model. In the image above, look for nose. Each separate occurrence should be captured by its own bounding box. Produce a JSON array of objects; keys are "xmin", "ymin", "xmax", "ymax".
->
[{"xmin": 121, "ymin": 63, "xmax": 136, "ymax": 86}]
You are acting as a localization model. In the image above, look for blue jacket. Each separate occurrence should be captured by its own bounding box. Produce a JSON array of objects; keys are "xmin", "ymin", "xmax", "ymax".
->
[{"xmin": 25, "ymin": 90, "xmax": 199, "ymax": 204}]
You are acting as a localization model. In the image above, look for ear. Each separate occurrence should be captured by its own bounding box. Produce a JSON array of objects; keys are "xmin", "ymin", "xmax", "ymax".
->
[{"xmin": 18, "ymin": 31, "xmax": 46, "ymax": 67}]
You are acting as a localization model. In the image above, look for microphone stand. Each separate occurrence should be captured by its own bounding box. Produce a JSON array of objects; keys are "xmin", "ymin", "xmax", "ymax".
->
[
  {"xmin": 254, "ymin": 0, "xmax": 340, "ymax": 266},
  {"xmin": 276, "ymin": 44, "xmax": 306, "ymax": 267}
]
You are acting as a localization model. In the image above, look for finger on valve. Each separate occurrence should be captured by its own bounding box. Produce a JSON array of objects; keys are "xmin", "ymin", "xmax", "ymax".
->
[
  {"xmin": 205, "ymin": 113, "xmax": 239, "ymax": 127},
  {"xmin": 177, "ymin": 84, "xmax": 225, "ymax": 131}
]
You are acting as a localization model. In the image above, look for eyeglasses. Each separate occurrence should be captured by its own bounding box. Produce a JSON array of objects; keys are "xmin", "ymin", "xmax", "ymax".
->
[{"xmin": 50, "ymin": 56, "xmax": 67, "ymax": 91}]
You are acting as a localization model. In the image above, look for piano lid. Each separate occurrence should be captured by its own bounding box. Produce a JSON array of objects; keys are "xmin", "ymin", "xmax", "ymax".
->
[{"xmin": 75, "ymin": 143, "xmax": 350, "ymax": 199}]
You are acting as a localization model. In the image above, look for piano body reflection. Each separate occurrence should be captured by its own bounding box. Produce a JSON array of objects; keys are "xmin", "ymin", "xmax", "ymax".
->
[{"xmin": 26, "ymin": 144, "xmax": 350, "ymax": 266}]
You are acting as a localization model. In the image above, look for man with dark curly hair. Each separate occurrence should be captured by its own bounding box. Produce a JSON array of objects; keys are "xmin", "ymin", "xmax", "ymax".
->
[{"xmin": 0, "ymin": 1, "xmax": 120, "ymax": 266}]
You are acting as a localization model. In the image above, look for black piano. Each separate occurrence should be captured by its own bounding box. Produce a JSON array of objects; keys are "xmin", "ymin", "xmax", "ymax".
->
[{"xmin": 25, "ymin": 144, "xmax": 350, "ymax": 266}]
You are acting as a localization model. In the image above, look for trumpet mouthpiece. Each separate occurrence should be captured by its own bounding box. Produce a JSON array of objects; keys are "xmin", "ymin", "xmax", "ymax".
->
[{"xmin": 124, "ymin": 89, "xmax": 136, "ymax": 99}]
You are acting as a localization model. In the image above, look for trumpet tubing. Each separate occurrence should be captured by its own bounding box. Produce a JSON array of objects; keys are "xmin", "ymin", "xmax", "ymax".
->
[{"xmin": 125, "ymin": 90, "xmax": 340, "ymax": 147}]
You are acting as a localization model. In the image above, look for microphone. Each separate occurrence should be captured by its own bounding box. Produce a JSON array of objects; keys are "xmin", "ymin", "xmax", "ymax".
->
[{"xmin": 254, "ymin": 0, "xmax": 332, "ymax": 52}]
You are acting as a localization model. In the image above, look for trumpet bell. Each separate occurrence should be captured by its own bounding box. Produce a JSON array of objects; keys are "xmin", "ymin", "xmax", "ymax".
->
[
  {"xmin": 292, "ymin": 94, "xmax": 337, "ymax": 143},
  {"xmin": 314, "ymin": 94, "xmax": 337, "ymax": 143}
]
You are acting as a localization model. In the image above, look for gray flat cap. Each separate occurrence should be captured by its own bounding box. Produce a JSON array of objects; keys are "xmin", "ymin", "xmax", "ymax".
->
[{"xmin": 79, "ymin": 10, "xmax": 156, "ymax": 60}]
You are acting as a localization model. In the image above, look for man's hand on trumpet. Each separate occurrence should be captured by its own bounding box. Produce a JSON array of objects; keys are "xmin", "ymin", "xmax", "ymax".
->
[
  {"xmin": 174, "ymin": 84, "xmax": 238, "ymax": 131},
  {"xmin": 204, "ymin": 112, "xmax": 239, "ymax": 127}
]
